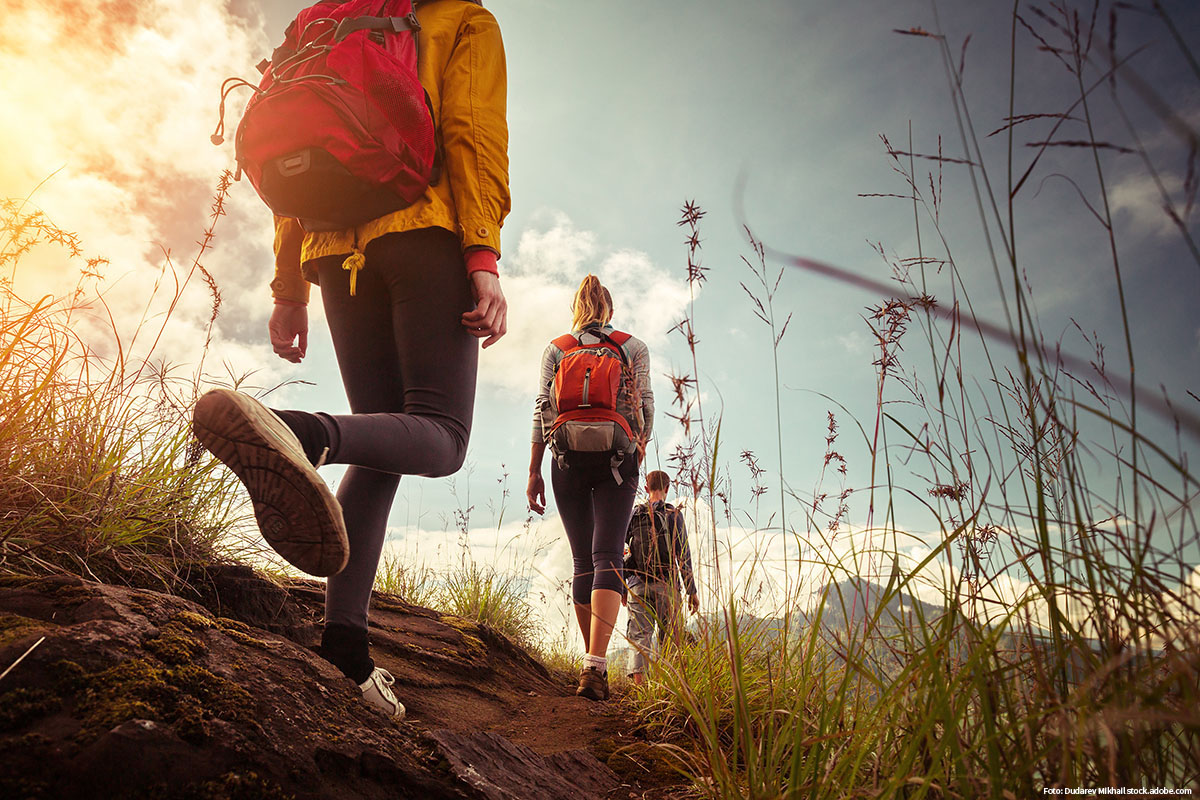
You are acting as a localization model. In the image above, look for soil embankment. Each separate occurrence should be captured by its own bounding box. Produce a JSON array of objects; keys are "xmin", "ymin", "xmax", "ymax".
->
[{"xmin": 0, "ymin": 567, "xmax": 682, "ymax": 799}]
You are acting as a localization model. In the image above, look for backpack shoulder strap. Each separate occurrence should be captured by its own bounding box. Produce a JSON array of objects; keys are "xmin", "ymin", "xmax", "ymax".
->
[
  {"xmin": 552, "ymin": 333, "xmax": 578, "ymax": 352},
  {"xmin": 594, "ymin": 329, "xmax": 631, "ymax": 364}
]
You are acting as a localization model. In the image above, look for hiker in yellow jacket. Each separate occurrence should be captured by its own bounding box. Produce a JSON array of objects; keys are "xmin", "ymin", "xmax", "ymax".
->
[{"xmin": 194, "ymin": 0, "xmax": 509, "ymax": 720}]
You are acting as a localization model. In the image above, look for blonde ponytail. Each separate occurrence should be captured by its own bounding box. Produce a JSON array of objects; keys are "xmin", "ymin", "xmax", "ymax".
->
[{"xmin": 571, "ymin": 274, "xmax": 613, "ymax": 331}]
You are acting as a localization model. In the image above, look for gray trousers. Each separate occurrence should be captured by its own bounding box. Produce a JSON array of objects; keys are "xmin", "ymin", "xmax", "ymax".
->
[
  {"xmin": 315, "ymin": 227, "xmax": 478, "ymax": 631},
  {"xmin": 626, "ymin": 581, "xmax": 680, "ymax": 675}
]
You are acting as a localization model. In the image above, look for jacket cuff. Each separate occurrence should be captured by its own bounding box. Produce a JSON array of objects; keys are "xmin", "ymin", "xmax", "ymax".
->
[
  {"xmin": 272, "ymin": 216, "xmax": 311, "ymax": 305},
  {"xmin": 465, "ymin": 248, "xmax": 499, "ymax": 275},
  {"xmin": 270, "ymin": 273, "xmax": 310, "ymax": 305},
  {"xmin": 459, "ymin": 216, "xmax": 502, "ymax": 254}
]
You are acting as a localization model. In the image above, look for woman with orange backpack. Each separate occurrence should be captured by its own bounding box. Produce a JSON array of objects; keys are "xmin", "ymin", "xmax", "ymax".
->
[{"xmin": 527, "ymin": 275, "xmax": 654, "ymax": 701}]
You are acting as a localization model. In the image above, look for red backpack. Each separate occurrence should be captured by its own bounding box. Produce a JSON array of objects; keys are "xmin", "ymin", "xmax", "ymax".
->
[
  {"xmin": 212, "ymin": 0, "xmax": 437, "ymax": 232},
  {"xmin": 544, "ymin": 329, "xmax": 637, "ymax": 482}
]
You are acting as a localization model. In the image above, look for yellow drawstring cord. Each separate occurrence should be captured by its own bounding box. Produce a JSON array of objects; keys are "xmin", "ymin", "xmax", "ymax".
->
[{"xmin": 342, "ymin": 249, "xmax": 365, "ymax": 296}]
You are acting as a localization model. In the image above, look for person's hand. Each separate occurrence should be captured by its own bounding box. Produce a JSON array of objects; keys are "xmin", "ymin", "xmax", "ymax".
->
[
  {"xmin": 688, "ymin": 593, "xmax": 700, "ymax": 615},
  {"xmin": 526, "ymin": 472, "xmax": 545, "ymax": 515},
  {"xmin": 621, "ymin": 593, "xmax": 627, "ymax": 607},
  {"xmin": 461, "ymin": 270, "xmax": 507, "ymax": 348},
  {"xmin": 269, "ymin": 302, "xmax": 308, "ymax": 363}
]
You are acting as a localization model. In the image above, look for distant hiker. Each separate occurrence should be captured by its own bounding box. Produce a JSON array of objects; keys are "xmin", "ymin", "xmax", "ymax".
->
[
  {"xmin": 623, "ymin": 470, "xmax": 698, "ymax": 685},
  {"xmin": 527, "ymin": 275, "xmax": 654, "ymax": 701},
  {"xmin": 193, "ymin": 0, "xmax": 510, "ymax": 721}
]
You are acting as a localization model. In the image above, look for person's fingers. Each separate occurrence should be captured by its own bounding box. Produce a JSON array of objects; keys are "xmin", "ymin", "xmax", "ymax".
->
[
  {"xmin": 298, "ymin": 328, "xmax": 308, "ymax": 358},
  {"xmin": 526, "ymin": 477, "xmax": 545, "ymax": 514},
  {"xmin": 461, "ymin": 294, "xmax": 491, "ymax": 325},
  {"xmin": 274, "ymin": 347, "xmax": 301, "ymax": 364},
  {"xmin": 270, "ymin": 328, "xmax": 301, "ymax": 362},
  {"xmin": 479, "ymin": 299, "xmax": 508, "ymax": 348},
  {"xmin": 464, "ymin": 299, "xmax": 500, "ymax": 329}
]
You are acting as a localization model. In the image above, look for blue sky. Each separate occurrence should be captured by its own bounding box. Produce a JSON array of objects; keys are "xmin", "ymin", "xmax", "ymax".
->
[{"xmin": 3, "ymin": 0, "xmax": 1198, "ymax": 635}]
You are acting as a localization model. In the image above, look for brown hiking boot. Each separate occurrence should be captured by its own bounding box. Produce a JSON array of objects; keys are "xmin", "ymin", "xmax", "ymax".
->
[
  {"xmin": 576, "ymin": 667, "xmax": 609, "ymax": 701},
  {"xmin": 192, "ymin": 389, "xmax": 348, "ymax": 577}
]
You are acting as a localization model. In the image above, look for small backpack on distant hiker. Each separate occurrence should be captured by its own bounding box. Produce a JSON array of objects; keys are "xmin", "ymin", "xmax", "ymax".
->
[
  {"xmin": 211, "ymin": 0, "xmax": 438, "ymax": 232},
  {"xmin": 542, "ymin": 328, "xmax": 635, "ymax": 481},
  {"xmin": 625, "ymin": 502, "xmax": 674, "ymax": 582}
]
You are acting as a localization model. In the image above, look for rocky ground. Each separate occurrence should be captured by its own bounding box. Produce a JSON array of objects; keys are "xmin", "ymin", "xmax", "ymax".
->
[{"xmin": 0, "ymin": 566, "xmax": 688, "ymax": 799}]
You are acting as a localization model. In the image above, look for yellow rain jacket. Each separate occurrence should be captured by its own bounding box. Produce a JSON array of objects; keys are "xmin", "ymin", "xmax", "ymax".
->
[{"xmin": 269, "ymin": 0, "xmax": 510, "ymax": 304}]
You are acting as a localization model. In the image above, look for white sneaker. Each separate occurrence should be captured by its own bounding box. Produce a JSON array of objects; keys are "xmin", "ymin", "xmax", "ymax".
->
[
  {"xmin": 192, "ymin": 389, "xmax": 348, "ymax": 577},
  {"xmin": 359, "ymin": 668, "xmax": 405, "ymax": 720}
]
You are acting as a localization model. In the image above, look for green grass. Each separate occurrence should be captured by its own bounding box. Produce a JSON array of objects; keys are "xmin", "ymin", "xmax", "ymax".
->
[
  {"xmin": 0, "ymin": 183, "xmax": 251, "ymax": 592},
  {"xmin": 436, "ymin": 561, "xmax": 542, "ymax": 651},
  {"xmin": 373, "ymin": 555, "xmax": 439, "ymax": 607},
  {"xmin": 616, "ymin": 4, "xmax": 1200, "ymax": 796}
]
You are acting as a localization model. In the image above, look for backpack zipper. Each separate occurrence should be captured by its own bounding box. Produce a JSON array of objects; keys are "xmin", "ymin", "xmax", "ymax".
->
[{"xmin": 580, "ymin": 366, "xmax": 592, "ymax": 408}]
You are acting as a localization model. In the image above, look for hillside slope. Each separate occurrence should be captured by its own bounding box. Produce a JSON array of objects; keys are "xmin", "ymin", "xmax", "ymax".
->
[{"xmin": 0, "ymin": 568, "xmax": 681, "ymax": 799}]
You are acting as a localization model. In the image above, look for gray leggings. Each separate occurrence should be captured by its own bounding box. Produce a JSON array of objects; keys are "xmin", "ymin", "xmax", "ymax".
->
[{"xmin": 315, "ymin": 227, "xmax": 478, "ymax": 631}]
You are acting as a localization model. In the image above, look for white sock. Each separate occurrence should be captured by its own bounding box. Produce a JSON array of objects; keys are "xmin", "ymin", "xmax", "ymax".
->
[{"xmin": 583, "ymin": 654, "xmax": 607, "ymax": 672}]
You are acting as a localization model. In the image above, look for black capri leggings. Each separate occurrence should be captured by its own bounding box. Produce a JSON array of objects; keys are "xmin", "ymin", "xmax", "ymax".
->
[
  {"xmin": 551, "ymin": 453, "xmax": 639, "ymax": 605},
  {"xmin": 314, "ymin": 227, "xmax": 478, "ymax": 631}
]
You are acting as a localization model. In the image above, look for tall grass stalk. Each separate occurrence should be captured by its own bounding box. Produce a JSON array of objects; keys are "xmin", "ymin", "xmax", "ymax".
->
[
  {"xmin": 0, "ymin": 176, "xmax": 250, "ymax": 591},
  {"xmin": 625, "ymin": 3, "xmax": 1200, "ymax": 797}
]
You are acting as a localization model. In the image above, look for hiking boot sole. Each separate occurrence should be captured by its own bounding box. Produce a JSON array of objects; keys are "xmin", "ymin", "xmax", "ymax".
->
[
  {"xmin": 192, "ymin": 389, "xmax": 348, "ymax": 577},
  {"xmin": 576, "ymin": 685, "xmax": 609, "ymax": 701}
]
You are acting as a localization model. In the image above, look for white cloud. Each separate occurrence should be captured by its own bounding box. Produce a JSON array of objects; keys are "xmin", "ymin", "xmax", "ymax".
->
[
  {"xmin": 2, "ymin": 0, "xmax": 281, "ymax": 390},
  {"xmin": 1108, "ymin": 170, "xmax": 1187, "ymax": 241},
  {"xmin": 479, "ymin": 211, "xmax": 692, "ymax": 399},
  {"xmin": 836, "ymin": 329, "xmax": 872, "ymax": 355}
]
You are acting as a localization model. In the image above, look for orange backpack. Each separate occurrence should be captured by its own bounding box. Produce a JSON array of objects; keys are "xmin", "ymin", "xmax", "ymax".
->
[{"xmin": 544, "ymin": 329, "xmax": 635, "ymax": 481}]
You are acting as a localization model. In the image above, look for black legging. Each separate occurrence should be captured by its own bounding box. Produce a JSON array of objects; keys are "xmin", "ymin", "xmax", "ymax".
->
[
  {"xmin": 314, "ymin": 227, "xmax": 478, "ymax": 631},
  {"xmin": 551, "ymin": 452, "xmax": 639, "ymax": 605}
]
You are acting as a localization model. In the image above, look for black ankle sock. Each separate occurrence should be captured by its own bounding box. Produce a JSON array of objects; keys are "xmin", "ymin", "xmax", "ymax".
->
[
  {"xmin": 320, "ymin": 624, "xmax": 374, "ymax": 684},
  {"xmin": 270, "ymin": 408, "xmax": 336, "ymax": 466}
]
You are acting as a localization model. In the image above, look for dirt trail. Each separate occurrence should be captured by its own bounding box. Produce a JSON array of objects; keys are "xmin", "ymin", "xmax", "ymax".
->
[{"xmin": 286, "ymin": 583, "xmax": 686, "ymax": 797}]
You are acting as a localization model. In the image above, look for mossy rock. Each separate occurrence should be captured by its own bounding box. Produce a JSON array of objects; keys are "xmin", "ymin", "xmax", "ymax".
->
[
  {"xmin": 214, "ymin": 616, "xmax": 251, "ymax": 634},
  {"xmin": 440, "ymin": 614, "xmax": 476, "ymax": 633},
  {"xmin": 213, "ymin": 618, "xmax": 271, "ymax": 650},
  {"xmin": 66, "ymin": 656, "xmax": 254, "ymax": 745},
  {"xmin": 439, "ymin": 617, "xmax": 487, "ymax": 658},
  {"xmin": 0, "ymin": 775, "xmax": 49, "ymax": 800},
  {"xmin": 174, "ymin": 610, "xmax": 216, "ymax": 630},
  {"xmin": 0, "ymin": 733, "xmax": 53, "ymax": 800},
  {"xmin": 0, "ymin": 613, "xmax": 47, "ymax": 650},
  {"xmin": 0, "ymin": 731, "xmax": 52, "ymax": 757},
  {"xmin": 143, "ymin": 619, "xmax": 209, "ymax": 665},
  {"xmin": 166, "ymin": 771, "xmax": 295, "ymax": 800},
  {"xmin": 0, "ymin": 688, "xmax": 60, "ymax": 732},
  {"xmin": 46, "ymin": 580, "xmax": 95, "ymax": 602}
]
